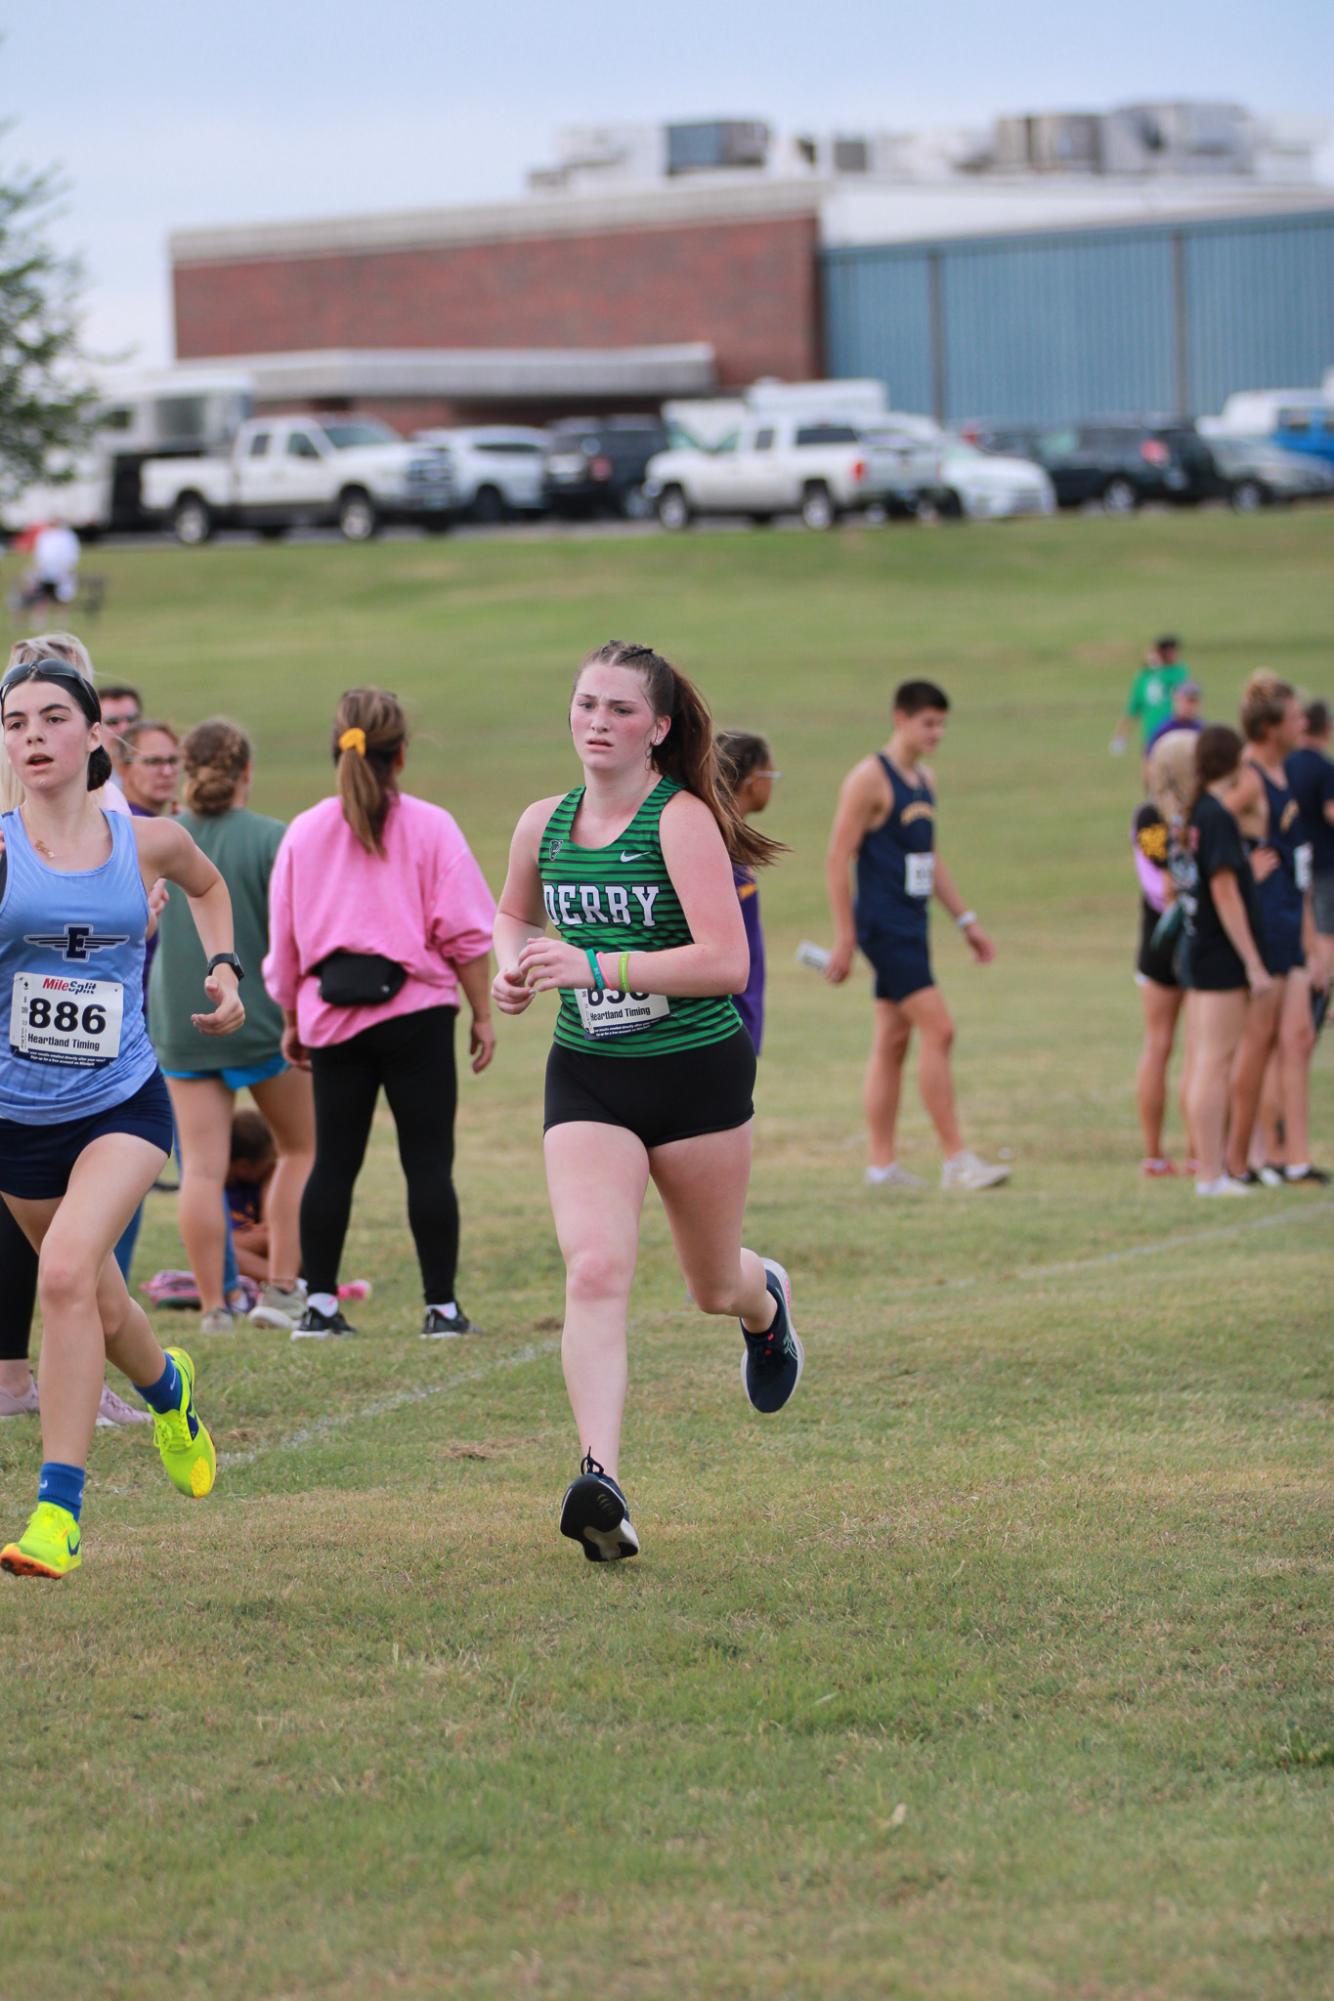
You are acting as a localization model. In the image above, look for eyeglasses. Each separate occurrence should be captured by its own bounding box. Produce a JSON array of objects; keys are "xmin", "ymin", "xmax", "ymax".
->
[
  {"xmin": 756, "ymin": 769, "xmax": 783, "ymax": 780},
  {"xmin": 129, "ymin": 753, "xmax": 180, "ymax": 770}
]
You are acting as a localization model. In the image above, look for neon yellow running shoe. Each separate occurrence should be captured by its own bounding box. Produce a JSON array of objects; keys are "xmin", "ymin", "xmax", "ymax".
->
[
  {"xmin": 153, "ymin": 1348, "xmax": 216, "ymax": 1499},
  {"xmin": 1, "ymin": 1501, "xmax": 82, "ymax": 1579}
]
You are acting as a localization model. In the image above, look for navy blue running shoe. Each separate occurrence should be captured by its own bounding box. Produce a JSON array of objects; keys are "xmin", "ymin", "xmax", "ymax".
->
[
  {"xmin": 740, "ymin": 1259, "xmax": 804, "ymax": 1414},
  {"xmin": 559, "ymin": 1454, "xmax": 640, "ymax": 1562}
]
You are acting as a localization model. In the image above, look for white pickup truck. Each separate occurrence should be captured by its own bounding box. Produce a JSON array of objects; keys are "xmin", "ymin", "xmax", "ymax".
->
[
  {"xmin": 140, "ymin": 416, "xmax": 454, "ymax": 544},
  {"xmin": 645, "ymin": 417, "xmax": 894, "ymax": 530}
]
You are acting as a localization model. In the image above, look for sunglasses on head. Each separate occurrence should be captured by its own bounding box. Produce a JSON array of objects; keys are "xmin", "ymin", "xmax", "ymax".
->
[{"xmin": 0, "ymin": 659, "xmax": 102, "ymax": 724}]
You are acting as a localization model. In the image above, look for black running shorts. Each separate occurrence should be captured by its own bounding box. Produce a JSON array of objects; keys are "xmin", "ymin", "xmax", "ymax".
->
[{"xmin": 544, "ymin": 1029, "xmax": 756, "ymax": 1149}]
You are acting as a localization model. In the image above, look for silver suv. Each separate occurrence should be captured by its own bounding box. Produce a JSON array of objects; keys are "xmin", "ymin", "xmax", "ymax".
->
[{"xmin": 413, "ymin": 426, "xmax": 549, "ymax": 523}]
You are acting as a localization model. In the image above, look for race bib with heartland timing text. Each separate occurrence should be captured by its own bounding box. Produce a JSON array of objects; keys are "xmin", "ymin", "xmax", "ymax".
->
[
  {"xmin": 575, "ymin": 985, "xmax": 670, "ymax": 1040},
  {"xmin": 9, "ymin": 973, "xmax": 124, "ymax": 1068}
]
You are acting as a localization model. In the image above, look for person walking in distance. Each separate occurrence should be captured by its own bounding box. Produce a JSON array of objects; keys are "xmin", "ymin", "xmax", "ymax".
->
[
  {"xmin": 492, "ymin": 641, "xmax": 801, "ymax": 1563},
  {"xmin": 1110, "ymin": 635, "xmax": 1191, "ymax": 757},
  {"xmin": 0, "ymin": 656, "xmax": 243, "ymax": 1579},
  {"xmin": 824, "ymin": 679, "xmax": 1009, "ymax": 1191},
  {"xmin": 263, "ymin": 688, "xmax": 496, "ymax": 1341}
]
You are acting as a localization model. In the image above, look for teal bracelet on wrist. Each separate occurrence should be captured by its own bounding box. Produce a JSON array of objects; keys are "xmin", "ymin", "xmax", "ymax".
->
[{"xmin": 585, "ymin": 948, "xmax": 606, "ymax": 993}]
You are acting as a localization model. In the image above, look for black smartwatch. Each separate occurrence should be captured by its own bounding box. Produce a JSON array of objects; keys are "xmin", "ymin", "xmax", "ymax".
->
[{"xmin": 205, "ymin": 952, "xmax": 245, "ymax": 984}]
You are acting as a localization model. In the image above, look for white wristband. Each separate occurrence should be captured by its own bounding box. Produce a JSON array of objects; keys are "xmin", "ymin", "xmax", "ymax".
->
[{"xmin": 956, "ymin": 909, "xmax": 978, "ymax": 930}]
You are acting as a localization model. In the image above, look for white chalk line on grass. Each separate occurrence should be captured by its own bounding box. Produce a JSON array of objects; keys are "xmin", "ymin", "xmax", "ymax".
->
[
  {"xmin": 213, "ymin": 1205, "xmax": 1330, "ymax": 1472},
  {"xmin": 217, "ymin": 1338, "xmax": 560, "ymax": 1470},
  {"xmin": 886, "ymin": 1200, "xmax": 1333, "ymax": 1300}
]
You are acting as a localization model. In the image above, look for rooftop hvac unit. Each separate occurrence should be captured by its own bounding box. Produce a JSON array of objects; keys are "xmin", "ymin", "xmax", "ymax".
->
[
  {"xmin": 831, "ymin": 134, "xmax": 871, "ymax": 174},
  {"xmin": 1101, "ymin": 101, "xmax": 1254, "ymax": 175},
  {"xmin": 666, "ymin": 119, "xmax": 770, "ymax": 175},
  {"xmin": 993, "ymin": 112, "xmax": 1101, "ymax": 172}
]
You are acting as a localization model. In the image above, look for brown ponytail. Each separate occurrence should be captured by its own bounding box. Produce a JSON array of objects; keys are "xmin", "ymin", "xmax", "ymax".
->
[
  {"xmin": 182, "ymin": 718, "xmax": 250, "ymax": 817},
  {"xmin": 1187, "ymin": 723, "xmax": 1244, "ymax": 822},
  {"xmin": 576, "ymin": 642, "xmax": 784, "ymax": 868},
  {"xmin": 332, "ymin": 686, "xmax": 405, "ymax": 857}
]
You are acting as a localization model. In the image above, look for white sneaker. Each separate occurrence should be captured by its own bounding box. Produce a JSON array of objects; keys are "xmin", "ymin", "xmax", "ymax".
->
[
  {"xmin": 95, "ymin": 1382, "xmax": 151, "ymax": 1428},
  {"xmin": 941, "ymin": 1150, "xmax": 1011, "ymax": 1192},
  {"xmin": 865, "ymin": 1162, "xmax": 926, "ymax": 1191},
  {"xmin": 0, "ymin": 1375, "xmax": 39, "ymax": 1418},
  {"xmin": 1195, "ymin": 1175, "xmax": 1250, "ymax": 1198},
  {"xmin": 249, "ymin": 1282, "xmax": 305, "ymax": 1331}
]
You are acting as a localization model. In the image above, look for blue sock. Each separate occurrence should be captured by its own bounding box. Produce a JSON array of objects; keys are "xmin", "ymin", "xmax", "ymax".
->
[
  {"xmin": 38, "ymin": 1461, "xmax": 86, "ymax": 1522},
  {"xmin": 135, "ymin": 1353, "xmax": 182, "ymax": 1416}
]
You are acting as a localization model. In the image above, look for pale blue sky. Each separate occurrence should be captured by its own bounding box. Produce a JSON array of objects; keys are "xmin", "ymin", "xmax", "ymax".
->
[{"xmin": 4, "ymin": 0, "xmax": 1332, "ymax": 364}]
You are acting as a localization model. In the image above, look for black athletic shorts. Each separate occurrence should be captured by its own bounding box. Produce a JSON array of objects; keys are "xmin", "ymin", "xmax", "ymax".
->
[
  {"xmin": 1137, "ymin": 905, "xmax": 1180, "ymax": 988},
  {"xmin": 0, "ymin": 1069, "xmax": 173, "ymax": 1200},
  {"xmin": 544, "ymin": 1029, "xmax": 756, "ymax": 1150}
]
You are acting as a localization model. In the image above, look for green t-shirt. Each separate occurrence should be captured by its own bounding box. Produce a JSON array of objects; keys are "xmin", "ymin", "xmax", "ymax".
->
[
  {"xmin": 538, "ymin": 776, "xmax": 741, "ymax": 1058},
  {"xmin": 1126, "ymin": 662, "xmax": 1190, "ymax": 744},
  {"xmin": 149, "ymin": 806, "xmax": 286, "ymax": 1073}
]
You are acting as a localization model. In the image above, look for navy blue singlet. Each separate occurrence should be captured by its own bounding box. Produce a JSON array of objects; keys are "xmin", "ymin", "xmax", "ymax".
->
[
  {"xmin": 855, "ymin": 754, "xmax": 936, "ymax": 947},
  {"xmin": 1250, "ymin": 764, "xmax": 1309, "ymax": 975}
]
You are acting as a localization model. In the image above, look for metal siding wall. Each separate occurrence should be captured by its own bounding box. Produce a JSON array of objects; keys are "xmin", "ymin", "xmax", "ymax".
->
[
  {"xmin": 941, "ymin": 234, "xmax": 1176, "ymax": 422},
  {"xmin": 1185, "ymin": 215, "xmax": 1334, "ymax": 414},
  {"xmin": 823, "ymin": 210, "xmax": 1334, "ymax": 424},
  {"xmin": 822, "ymin": 248, "xmax": 935, "ymax": 412}
]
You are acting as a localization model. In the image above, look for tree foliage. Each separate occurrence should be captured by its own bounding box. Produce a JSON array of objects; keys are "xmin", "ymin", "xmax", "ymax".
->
[{"xmin": 0, "ymin": 149, "xmax": 97, "ymax": 502}]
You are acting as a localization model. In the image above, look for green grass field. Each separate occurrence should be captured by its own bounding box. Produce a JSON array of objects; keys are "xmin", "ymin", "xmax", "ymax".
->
[{"xmin": 2, "ymin": 511, "xmax": 1331, "ymax": 2001}]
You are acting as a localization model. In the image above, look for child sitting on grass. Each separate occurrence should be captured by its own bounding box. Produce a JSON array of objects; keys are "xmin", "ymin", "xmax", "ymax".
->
[{"xmin": 225, "ymin": 1108, "xmax": 275, "ymax": 1282}]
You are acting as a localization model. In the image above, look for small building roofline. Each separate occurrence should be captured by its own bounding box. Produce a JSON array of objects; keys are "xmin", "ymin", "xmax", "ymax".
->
[{"xmin": 175, "ymin": 344, "xmax": 719, "ymax": 400}]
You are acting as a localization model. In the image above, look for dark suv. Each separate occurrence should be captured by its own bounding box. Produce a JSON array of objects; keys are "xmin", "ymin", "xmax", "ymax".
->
[
  {"xmin": 972, "ymin": 420, "xmax": 1215, "ymax": 513},
  {"xmin": 542, "ymin": 417, "xmax": 670, "ymax": 519}
]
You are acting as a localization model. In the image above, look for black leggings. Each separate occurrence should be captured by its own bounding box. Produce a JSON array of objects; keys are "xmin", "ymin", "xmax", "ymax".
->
[
  {"xmin": 0, "ymin": 1199, "xmax": 37, "ymax": 1363},
  {"xmin": 301, "ymin": 1007, "xmax": 460, "ymax": 1303}
]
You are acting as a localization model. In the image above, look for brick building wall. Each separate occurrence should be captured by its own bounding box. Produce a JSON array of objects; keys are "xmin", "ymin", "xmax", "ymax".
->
[{"xmin": 173, "ymin": 212, "xmax": 822, "ymax": 389}]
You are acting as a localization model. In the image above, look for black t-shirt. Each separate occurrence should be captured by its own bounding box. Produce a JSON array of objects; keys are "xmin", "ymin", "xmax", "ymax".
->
[{"xmin": 1185, "ymin": 793, "xmax": 1265, "ymax": 990}]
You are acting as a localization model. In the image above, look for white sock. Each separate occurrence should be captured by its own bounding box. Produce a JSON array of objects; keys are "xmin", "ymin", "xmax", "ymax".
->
[
  {"xmin": 309, "ymin": 1291, "xmax": 338, "ymax": 1317},
  {"xmin": 1284, "ymin": 1163, "xmax": 1309, "ymax": 1180},
  {"xmin": 865, "ymin": 1163, "xmax": 895, "ymax": 1183},
  {"xmin": 428, "ymin": 1301, "xmax": 458, "ymax": 1318}
]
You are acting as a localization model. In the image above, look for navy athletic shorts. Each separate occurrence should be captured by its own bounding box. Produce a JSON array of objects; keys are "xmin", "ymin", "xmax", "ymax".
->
[
  {"xmin": 860, "ymin": 930, "xmax": 934, "ymax": 1005},
  {"xmin": 544, "ymin": 1029, "xmax": 755, "ymax": 1149},
  {"xmin": 0, "ymin": 1069, "xmax": 174, "ymax": 1200},
  {"xmin": 1261, "ymin": 920, "xmax": 1306, "ymax": 979}
]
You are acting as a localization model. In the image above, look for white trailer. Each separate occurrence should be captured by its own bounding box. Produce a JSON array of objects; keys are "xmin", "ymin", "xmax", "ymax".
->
[{"xmin": 2, "ymin": 368, "xmax": 254, "ymax": 536}]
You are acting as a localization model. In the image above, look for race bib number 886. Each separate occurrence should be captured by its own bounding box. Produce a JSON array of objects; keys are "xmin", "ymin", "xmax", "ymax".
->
[{"xmin": 10, "ymin": 974, "xmax": 123, "ymax": 1069}]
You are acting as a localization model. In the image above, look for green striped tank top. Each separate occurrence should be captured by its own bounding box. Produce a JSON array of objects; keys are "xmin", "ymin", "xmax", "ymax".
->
[{"xmin": 539, "ymin": 776, "xmax": 741, "ymax": 1058}]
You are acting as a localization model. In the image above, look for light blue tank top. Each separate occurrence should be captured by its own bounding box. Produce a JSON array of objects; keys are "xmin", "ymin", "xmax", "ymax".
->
[{"xmin": 0, "ymin": 808, "xmax": 157, "ymax": 1124}]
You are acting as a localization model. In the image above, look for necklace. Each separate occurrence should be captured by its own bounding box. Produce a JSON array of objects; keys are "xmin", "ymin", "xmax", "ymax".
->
[{"xmin": 21, "ymin": 810, "xmax": 66, "ymax": 863}]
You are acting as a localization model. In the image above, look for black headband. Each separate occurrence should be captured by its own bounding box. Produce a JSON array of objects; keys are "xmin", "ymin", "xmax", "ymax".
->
[{"xmin": 0, "ymin": 659, "xmax": 102, "ymax": 725}]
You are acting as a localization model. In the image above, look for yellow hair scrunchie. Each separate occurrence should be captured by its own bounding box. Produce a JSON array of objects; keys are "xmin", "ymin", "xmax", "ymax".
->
[{"xmin": 338, "ymin": 727, "xmax": 367, "ymax": 756}]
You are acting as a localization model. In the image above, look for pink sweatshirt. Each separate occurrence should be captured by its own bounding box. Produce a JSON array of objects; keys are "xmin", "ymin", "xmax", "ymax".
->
[{"xmin": 263, "ymin": 793, "xmax": 496, "ymax": 1048}]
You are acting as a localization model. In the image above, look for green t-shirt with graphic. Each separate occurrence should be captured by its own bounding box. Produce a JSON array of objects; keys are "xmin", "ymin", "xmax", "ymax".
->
[{"xmin": 1127, "ymin": 662, "xmax": 1190, "ymax": 744}]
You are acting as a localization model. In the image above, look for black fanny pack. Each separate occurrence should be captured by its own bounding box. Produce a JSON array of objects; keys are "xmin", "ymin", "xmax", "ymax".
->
[{"xmin": 313, "ymin": 951, "xmax": 408, "ymax": 1006}]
